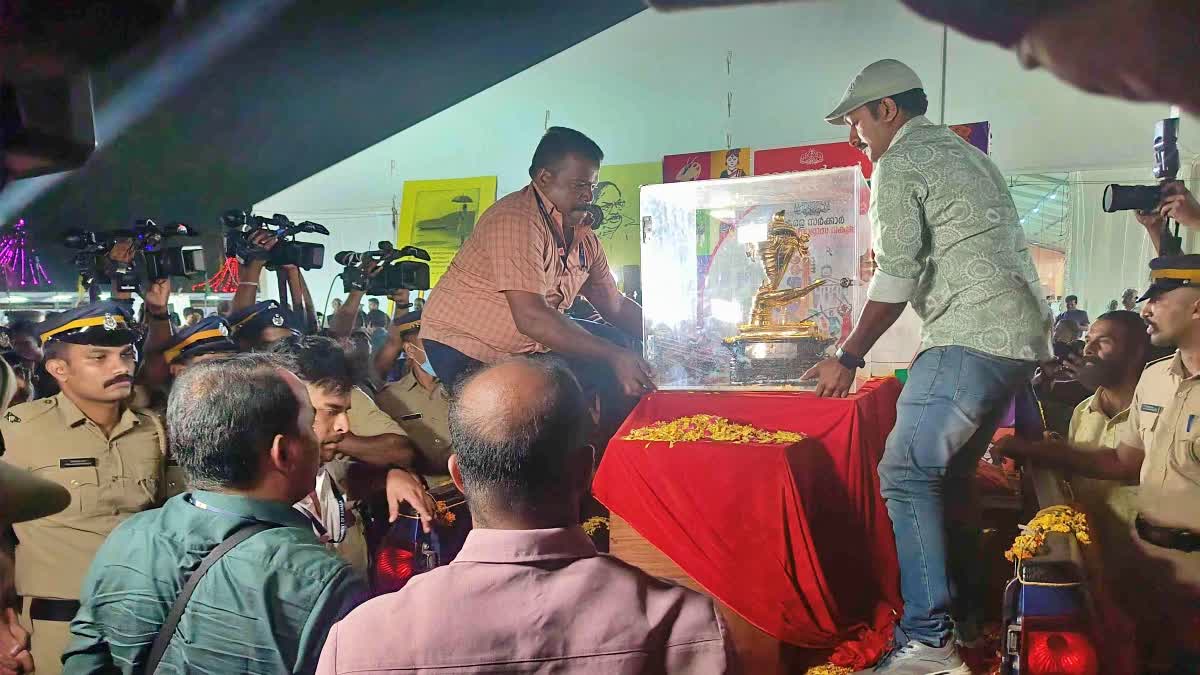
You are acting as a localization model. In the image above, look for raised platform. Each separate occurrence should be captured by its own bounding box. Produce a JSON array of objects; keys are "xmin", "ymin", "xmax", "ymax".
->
[{"xmin": 609, "ymin": 514, "xmax": 811, "ymax": 674}]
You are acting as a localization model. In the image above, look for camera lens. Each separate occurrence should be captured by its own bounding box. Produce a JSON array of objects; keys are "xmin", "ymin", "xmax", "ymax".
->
[{"xmin": 1102, "ymin": 183, "xmax": 1162, "ymax": 213}]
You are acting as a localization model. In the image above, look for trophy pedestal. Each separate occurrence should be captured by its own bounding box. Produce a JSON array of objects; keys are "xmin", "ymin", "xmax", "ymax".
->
[{"xmin": 724, "ymin": 327, "xmax": 836, "ymax": 386}]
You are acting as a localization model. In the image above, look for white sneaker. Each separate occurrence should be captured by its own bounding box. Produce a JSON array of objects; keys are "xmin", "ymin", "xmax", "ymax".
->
[{"xmin": 852, "ymin": 640, "xmax": 973, "ymax": 675}]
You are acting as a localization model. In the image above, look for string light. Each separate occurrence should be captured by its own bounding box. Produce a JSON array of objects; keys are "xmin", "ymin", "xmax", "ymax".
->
[
  {"xmin": 0, "ymin": 219, "xmax": 52, "ymax": 288},
  {"xmin": 191, "ymin": 256, "xmax": 240, "ymax": 293}
]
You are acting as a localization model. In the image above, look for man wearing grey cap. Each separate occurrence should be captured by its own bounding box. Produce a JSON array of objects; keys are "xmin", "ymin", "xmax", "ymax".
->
[{"xmin": 802, "ymin": 59, "xmax": 1051, "ymax": 674}]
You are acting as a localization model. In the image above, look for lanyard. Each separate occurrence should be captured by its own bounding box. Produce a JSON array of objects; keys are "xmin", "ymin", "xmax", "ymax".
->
[
  {"xmin": 533, "ymin": 189, "xmax": 587, "ymax": 270},
  {"xmin": 188, "ymin": 495, "xmax": 281, "ymax": 526},
  {"xmin": 188, "ymin": 491, "xmax": 345, "ymax": 544}
]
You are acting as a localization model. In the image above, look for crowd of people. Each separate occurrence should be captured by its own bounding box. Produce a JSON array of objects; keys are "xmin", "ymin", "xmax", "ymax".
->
[
  {"xmin": 0, "ymin": 52, "xmax": 1198, "ymax": 675},
  {"xmin": 0, "ymin": 124, "xmax": 699, "ymax": 675}
]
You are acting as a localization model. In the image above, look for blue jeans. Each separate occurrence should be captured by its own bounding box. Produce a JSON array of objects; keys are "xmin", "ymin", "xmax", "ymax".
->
[{"xmin": 879, "ymin": 346, "xmax": 1034, "ymax": 647}]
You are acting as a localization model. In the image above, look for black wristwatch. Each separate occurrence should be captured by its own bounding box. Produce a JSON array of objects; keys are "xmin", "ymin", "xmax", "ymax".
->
[{"xmin": 836, "ymin": 347, "xmax": 866, "ymax": 370}]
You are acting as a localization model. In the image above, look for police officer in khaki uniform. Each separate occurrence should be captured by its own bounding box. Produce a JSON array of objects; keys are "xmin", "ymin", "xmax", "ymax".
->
[
  {"xmin": 266, "ymin": 335, "xmax": 432, "ymax": 579},
  {"xmin": 228, "ymin": 299, "xmax": 301, "ymax": 351},
  {"xmin": 1000, "ymin": 254, "xmax": 1200, "ymax": 669},
  {"xmin": 150, "ymin": 314, "xmax": 241, "ymax": 500},
  {"xmin": 375, "ymin": 310, "xmax": 453, "ymax": 483},
  {"xmin": 0, "ymin": 302, "xmax": 166, "ymax": 674}
]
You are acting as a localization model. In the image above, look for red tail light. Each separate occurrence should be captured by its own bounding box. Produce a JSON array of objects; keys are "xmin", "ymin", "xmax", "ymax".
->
[
  {"xmin": 374, "ymin": 546, "xmax": 414, "ymax": 593},
  {"xmin": 1021, "ymin": 618, "xmax": 1098, "ymax": 675}
]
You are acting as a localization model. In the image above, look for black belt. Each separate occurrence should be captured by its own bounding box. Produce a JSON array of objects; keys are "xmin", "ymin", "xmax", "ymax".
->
[
  {"xmin": 29, "ymin": 598, "xmax": 80, "ymax": 622},
  {"xmin": 1136, "ymin": 515, "xmax": 1200, "ymax": 553}
]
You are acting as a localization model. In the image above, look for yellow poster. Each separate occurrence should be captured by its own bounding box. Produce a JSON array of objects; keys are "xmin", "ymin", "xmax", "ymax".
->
[
  {"xmin": 397, "ymin": 176, "xmax": 497, "ymax": 287},
  {"xmin": 595, "ymin": 162, "xmax": 659, "ymax": 271}
]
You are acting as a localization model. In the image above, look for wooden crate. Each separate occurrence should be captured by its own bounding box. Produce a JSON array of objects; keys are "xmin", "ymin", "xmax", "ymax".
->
[{"xmin": 609, "ymin": 514, "xmax": 814, "ymax": 674}]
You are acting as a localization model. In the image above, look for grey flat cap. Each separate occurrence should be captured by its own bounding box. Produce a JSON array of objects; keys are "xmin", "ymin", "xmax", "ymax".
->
[
  {"xmin": 825, "ymin": 59, "xmax": 924, "ymax": 125},
  {"xmin": 0, "ymin": 459, "xmax": 71, "ymax": 523}
]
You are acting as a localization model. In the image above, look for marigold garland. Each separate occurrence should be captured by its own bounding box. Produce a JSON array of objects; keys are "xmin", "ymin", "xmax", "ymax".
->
[
  {"xmin": 434, "ymin": 500, "xmax": 457, "ymax": 526},
  {"xmin": 581, "ymin": 516, "xmax": 609, "ymax": 536},
  {"xmin": 804, "ymin": 665, "xmax": 851, "ymax": 675},
  {"xmin": 1005, "ymin": 505, "xmax": 1091, "ymax": 562},
  {"xmin": 623, "ymin": 414, "xmax": 806, "ymax": 447}
]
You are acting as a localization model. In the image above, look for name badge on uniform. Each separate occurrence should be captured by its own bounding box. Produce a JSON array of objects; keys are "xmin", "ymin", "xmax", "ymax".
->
[
  {"xmin": 60, "ymin": 457, "xmax": 98, "ymax": 468},
  {"xmin": 1141, "ymin": 403, "xmax": 1164, "ymax": 414}
]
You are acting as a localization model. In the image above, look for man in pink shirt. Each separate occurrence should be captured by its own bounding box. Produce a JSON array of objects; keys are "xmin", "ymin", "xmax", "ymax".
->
[{"xmin": 316, "ymin": 356, "xmax": 738, "ymax": 674}]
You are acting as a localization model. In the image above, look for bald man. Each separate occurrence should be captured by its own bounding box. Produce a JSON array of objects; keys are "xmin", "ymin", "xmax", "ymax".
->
[{"xmin": 318, "ymin": 356, "xmax": 738, "ymax": 674}]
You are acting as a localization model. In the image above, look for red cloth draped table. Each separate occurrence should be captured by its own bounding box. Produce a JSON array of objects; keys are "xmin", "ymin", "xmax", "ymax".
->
[{"xmin": 594, "ymin": 377, "xmax": 903, "ymax": 668}]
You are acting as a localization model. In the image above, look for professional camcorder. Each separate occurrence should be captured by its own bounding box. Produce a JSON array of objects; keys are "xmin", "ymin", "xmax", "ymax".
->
[
  {"xmin": 1102, "ymin": 118, "xmax": 1184, "ymax": 254},
  {"xmin": 336, "ymin": 241, "xmax": 431, "ymax": 295},
  {"xmin": 221, "ymin": 210, "xmax": 329, "ymax": 270},
  {"xmin": 64, "ymin": 219, "xmax": 203, "ymax": 292}
]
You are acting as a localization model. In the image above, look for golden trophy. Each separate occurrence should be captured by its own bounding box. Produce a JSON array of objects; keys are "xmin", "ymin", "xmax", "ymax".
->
[{"xmin": 723, "ymin": 210, "xmax": 836, "ymax": 385}]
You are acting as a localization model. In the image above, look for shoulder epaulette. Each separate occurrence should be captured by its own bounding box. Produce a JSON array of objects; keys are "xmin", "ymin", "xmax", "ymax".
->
[
  {"xmin": 3, "ymin": 397, "xmax": 57, "ymax": 425},
  {"xmin": 1144, "ymin": 353, "xmax": 1176, "ymax": 370}
]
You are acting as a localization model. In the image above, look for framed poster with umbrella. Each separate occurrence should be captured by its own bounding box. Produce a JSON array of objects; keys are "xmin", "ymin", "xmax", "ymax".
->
[{"xmin": 397, "ymin": 176, "xmax": 498, "ymax": 287}]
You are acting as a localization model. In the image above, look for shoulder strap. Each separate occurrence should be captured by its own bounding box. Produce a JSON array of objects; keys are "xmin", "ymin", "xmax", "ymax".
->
[{"xmin": 143, "ymin": 522, "xmax": 277, "ymax": 674}]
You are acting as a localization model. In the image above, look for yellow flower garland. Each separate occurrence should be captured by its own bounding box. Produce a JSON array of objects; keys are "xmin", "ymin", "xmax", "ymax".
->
[
  {"xmin": 581, "ymin": 516, "xmax": 609, "ymax": 536},
  {"xmin": 1005, "ymin": 505, "xmax": 1091, "ymax": 562},
  {"xmin": 434, "ymin": 500, "xmax": 457, "ymax": 526},
  {"xmin": 804, "ymin": 665, "xmax": 851, "ymax": 675},
  {"xmin": 623, "ymin": 414, "xmax": 806, "ymax": 447}
]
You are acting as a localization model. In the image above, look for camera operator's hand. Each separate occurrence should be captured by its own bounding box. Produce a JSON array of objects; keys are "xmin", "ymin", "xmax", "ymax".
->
[
  {"xmin": 1160, "ymin": 183, "xmax": 1200, "ymax": 230},
  {"xmin": 244, "ymin": 231, "xmax": 280, "ymax": 270},
  {"xmin": 140, "ymin": 279, "xmax": 171, "ymax": 315},
  {"xmin": 348, "ymin": 258, "xmax": 385, "ymax": 292},
  {"xmin": 108, "ymin": 238, "xmax": 136, "ymax": 265},
  {"xmin": 247, "ymin": 230, "xmax": 279, "ymax": 251},
  {"xmin": 390, "ymin": 289, "xmax": 412, "ymax": 312},
  {"xmin": 1135, "ymin": 208, "xmax": 1165, "ymax": 231},
  {"xmin": 607, "ymin": 348, "xmax": 656, "ymax": 398},
  {"xmin": 366, "ymin": 259, "xmax": 385, "ymax": 276}
]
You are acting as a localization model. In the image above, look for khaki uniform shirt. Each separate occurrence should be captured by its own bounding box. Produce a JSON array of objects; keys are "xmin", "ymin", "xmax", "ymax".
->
[
  {"xmin": 1115, "ymin": 353, "xmax": 1200, "ymax": 652},
  {"xmin": 335, "ymin": 388, "xmax": 408, "ymax": 573},
  {"xmin": 376, "ymin": 371, "xmax": 453, "ymax": 482},
  {"xmin": 1, "ymin": 393, "xmax": 165, "ymax": 599},
  {"xmin": 129, "ymin": 383, "xmax": 187, "ymax": 499},
  {"xmin": 347, "ymin": 386, "xmax": 407, "ymax": 439},
  {"xmin": 1068, "ymin": 393, "xmax": 1138, "ymax": 526},
  {"xmin": 1118, "ymin": 353, "xmax": 1200, "ymax": 494}
]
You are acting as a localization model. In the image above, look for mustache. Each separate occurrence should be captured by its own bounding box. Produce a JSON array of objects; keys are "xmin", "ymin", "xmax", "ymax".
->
[{"xmin": 104, "ymin": 374, "xmax": 134, "ymax": 388}]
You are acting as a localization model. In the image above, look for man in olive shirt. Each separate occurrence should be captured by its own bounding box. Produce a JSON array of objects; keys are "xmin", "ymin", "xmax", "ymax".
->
[
  {"xmin": 1, "ymin": 303, "xmax": 167, "ymax": 675},
  {"xmin": 63, "ymin": 353, "xmax": 367, "ymax": 674}
]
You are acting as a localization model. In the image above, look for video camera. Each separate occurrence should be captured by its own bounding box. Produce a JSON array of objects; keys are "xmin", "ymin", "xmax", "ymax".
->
[
  {"xmin": 63, "ymin": 219, "xmax": 204, "ymax": 292},
  {"xmin": 221, "ymin": 210, "xmax": 329, "ymax": 270},
  {"xmin": 1103, "ymin": 117, "xmax": 1182, "ymax": 253},
  {"xmin": 336, "ymin": 241, "xmax": 431, "ymax": 295}
]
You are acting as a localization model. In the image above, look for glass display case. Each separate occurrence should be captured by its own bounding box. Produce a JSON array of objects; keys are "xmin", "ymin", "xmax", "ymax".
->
[{"xmin": 640, "ymin": 167, "xmax": 872, "ymax": 390}]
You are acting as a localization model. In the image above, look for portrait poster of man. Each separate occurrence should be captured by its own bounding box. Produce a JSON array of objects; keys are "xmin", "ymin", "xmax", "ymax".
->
[{"xmin": 594, "ymin": 161, "xmax": 659, "ymax": 270}]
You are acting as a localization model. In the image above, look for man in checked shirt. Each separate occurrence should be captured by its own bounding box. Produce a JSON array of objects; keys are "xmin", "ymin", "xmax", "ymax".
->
[{"xmin": 420, "ymin": 127, "xmax": 653, "ymax": 436}]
